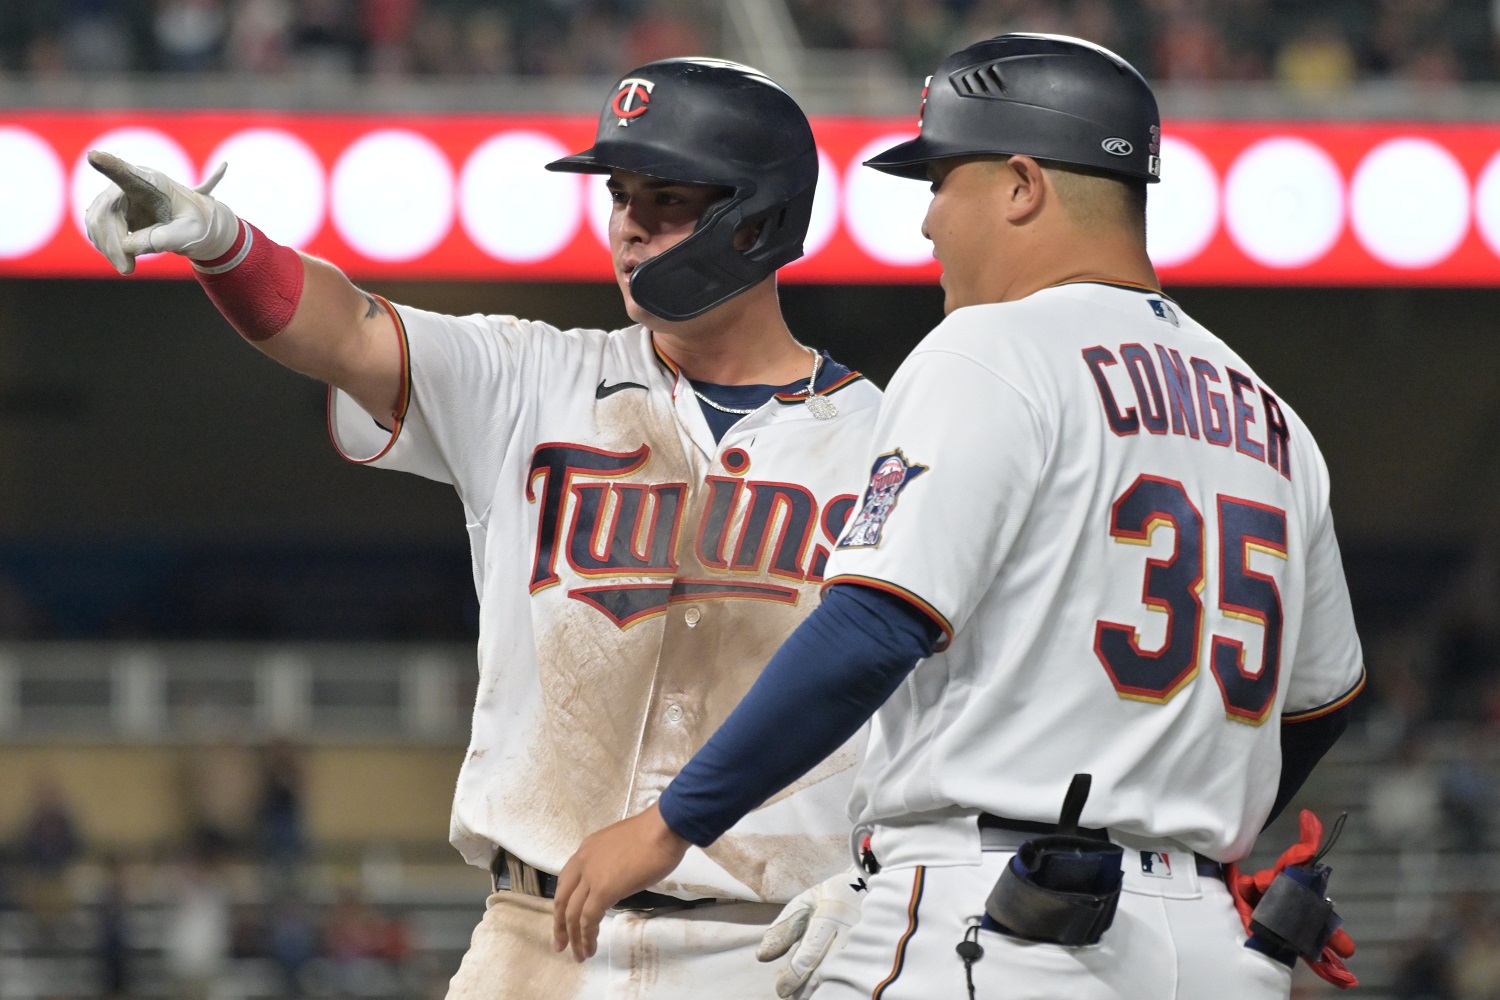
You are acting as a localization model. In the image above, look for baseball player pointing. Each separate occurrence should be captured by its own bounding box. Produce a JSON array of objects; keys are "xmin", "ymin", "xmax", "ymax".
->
[
  {"xmin": 555, "ymin": 34, "xmax": 1365, "ymax": 999},
  {"xmin": 86, "ymin": 59, "xmax": 888, "ymax": 998}
]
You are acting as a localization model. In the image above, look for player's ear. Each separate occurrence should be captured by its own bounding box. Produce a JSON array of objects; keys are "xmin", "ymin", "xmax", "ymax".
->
[{"xmin": 1002, "ymin": 155, "xmax": 1047, "ymax": 224}]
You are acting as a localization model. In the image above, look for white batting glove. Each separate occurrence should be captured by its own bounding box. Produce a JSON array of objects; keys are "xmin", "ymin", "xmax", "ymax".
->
[
  {"xmin": 757, "ymin": 867, "xmax": 867, "ymax": 999},
  {"xmin": 84, "ymin": 150, "xmax": 239, "ymax": 275}
]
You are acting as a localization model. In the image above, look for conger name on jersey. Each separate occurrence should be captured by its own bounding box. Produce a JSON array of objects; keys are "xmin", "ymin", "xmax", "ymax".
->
[
  {"xmin": 1081, "ymin": 343, "xmax": 1292, "ymax": 481},
  {"xmin": 524, "ymin": 442, "xmax": 858, "ymax": 629}
]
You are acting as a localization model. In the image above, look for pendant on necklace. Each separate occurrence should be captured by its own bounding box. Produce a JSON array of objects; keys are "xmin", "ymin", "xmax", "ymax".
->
[{"xmin": 805, "ymin": 395, "xmax": 838, "ymax": 420}]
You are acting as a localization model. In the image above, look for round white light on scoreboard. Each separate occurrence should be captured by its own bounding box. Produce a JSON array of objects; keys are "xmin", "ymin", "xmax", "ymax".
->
[
  {"xmin": 1146, "ymin": 136, "xmax": 1219, "ymax": 268},
  {"xmin": 843, "ymin": 134, "xmax": 934, "ymax": 266},
  {"xmin": 788, "ymin": 148, "xmax": 840, "ymax": 264},
  {"xmin": 0, "ymin": 127, "xmax": 66, "ymax": 259},
  {"xmin": 71, "ymin": 127, "xmax": 195, "ymax": 241},
  {"xmin": 1475, "ymin": 149, "xmax": 1500, "ymax": 260},
  {"xmin": 1351, "ymin": 138, "xmax": 1470, "ymax": 269},
  {"xmin": 460, "ymin": 131, "xmax": 582, "ymax": 263},
  {"xmin": 204, "ymin": 129, "xmax": 326, "ymax": 249},
  {"xmin": 1224, "ymin": 137, "xmax": 1344, "ymax": 269},
  {"xmin": 330, "ymin": 130, "xmax": 455, "ymax": 262}
]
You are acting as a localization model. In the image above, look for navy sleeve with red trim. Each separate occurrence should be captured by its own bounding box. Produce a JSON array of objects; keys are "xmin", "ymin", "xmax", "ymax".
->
[{"xmin": 657, "ymin": 583, "xmax": 941, "ymax": 847}]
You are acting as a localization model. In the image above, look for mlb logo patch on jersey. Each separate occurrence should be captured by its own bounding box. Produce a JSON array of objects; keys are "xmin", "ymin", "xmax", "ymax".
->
[
  {"xmin": 838, "ymin": 449, "xmax": 927, "ymax": 549},
  {"xmin": 1139, "ymin": 851, "xmax": 1174, "ymax": 878},
  {"xmin": 1148, "ymin": 298, "xmax": 1179, "ymax": 326}
]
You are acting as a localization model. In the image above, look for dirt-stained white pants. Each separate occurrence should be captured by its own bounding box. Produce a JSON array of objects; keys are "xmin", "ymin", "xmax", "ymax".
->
[
  {"xmin": 813, "ymin": 831, "xmax": 1294, "ymax": 1000},
  {"xmin": 446, "ymin": 890, "xmax": 786, "ymax": 1000}
]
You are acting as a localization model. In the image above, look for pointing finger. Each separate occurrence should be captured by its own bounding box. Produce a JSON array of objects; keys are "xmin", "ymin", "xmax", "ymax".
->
[
  {"xmin": 87, "ymin": 150, "xmax": 172, "ymax": 228},
  {"xmin": 86, "ymin": 149, "xmax": 136, "ymax": 187}
]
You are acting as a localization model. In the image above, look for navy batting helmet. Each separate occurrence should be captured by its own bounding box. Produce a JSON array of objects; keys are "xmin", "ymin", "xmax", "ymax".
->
[
  {"xmin": 866, "ymin": 34, "xmax": 1161, "ymax": 184},
  {"xmin": 547, "ymin": 58, "xmax": 817, "ymax": 322}
]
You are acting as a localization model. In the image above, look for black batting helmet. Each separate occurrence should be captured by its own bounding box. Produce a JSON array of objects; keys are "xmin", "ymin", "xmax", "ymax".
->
[
  {"xmin": 546, "ymin": 57, "xmax": 817, "ymax": 322},
  {"xmin": 866, "ymin": 33, "xmax": 1161, "ymax": 184}
]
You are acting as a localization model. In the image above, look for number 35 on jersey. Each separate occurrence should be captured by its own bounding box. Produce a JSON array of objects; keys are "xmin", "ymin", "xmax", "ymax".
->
[{"xmin": 1095, "ymin": 475, "xmax": 1287, "ymax": 725}]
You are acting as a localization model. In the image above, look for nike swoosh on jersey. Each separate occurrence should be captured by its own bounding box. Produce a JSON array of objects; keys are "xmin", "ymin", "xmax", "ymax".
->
[{"xmin": 596, "ymin": 380, "xmax": 649, "ymax": 399}]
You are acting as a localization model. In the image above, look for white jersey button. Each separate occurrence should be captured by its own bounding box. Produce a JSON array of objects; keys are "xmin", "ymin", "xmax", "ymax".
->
[
  {"xmin": 684, "ymin": 606, "xmax": 702, "ymax": 626},
  {"xmin": 665, "ymin": 704, "xmax": 684, "ymax": 723}
]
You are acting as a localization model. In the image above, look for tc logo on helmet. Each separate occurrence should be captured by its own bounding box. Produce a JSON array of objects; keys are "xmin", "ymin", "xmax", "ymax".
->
[
  {"xmin": 1101, "ymin": 137, "xmax": 1133, "ymax": 156},
  {"xmin": 612, "ymin": 78, "xmax": 655, "ymax": 126}
]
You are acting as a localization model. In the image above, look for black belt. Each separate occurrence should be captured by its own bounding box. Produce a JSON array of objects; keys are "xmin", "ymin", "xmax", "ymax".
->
[
  {"xmin": 977, "ymin": 813, "xmax": 1225, "ymax": 882},
  {"xmin": 490, "ymin": 851, "xmax": 724, "ymax": 912},
  {"xmin": 978, "ymin": 812, "xmax": 1109, "ymax": 840}
]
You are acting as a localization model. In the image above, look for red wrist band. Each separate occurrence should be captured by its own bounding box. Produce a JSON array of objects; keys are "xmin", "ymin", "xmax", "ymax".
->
[{"xmin": 193, "ymin": 221, "xmax": 305, "ymax": 343}]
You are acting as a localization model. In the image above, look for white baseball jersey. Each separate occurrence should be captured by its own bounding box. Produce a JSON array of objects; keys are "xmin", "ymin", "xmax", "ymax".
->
[
  {"xmin": 824, "ymin": 281, "xmax": 1364, "ymax": 862},
  {"xmin": 329, "ymin": 300, "xmax": 881, "ymax": 902}
]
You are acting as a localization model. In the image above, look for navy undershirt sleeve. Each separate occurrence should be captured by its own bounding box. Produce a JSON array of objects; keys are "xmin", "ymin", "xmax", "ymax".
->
[
  {"xmin": 657, "ymin": 583, "xmax": 941, "ymax": 847},
  {"xmin": 1267, "ymin": 704, "xmax": 1351, "ymax": 827}
]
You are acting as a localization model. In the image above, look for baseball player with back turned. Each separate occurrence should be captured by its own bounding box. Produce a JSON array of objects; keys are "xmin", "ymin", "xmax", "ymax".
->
[
  {"xmin": 554, "ymin": 34, "xmax": 1367, "ymax": 1000},
  {"xmin": 84, "ymin": 59, "xmax": 888, "ymax": 999}
]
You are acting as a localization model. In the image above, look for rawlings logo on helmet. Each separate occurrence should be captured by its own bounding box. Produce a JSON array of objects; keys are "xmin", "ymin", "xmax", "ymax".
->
[
  {"xmin": 612, "ymin": 78, "xmax": 655, "ymax": 126},
  {"xmin": 917, "ymin": 75, "xmax": 932, "ymax": 126},
  {"xmin": 1101, "ymin": 137, "xmax": 1133, "ymax": 156}
]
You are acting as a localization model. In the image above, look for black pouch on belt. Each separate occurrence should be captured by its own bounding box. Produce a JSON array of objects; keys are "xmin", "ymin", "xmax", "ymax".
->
[
  {"xmin": 1249, "ymin": 859, "xmax": 1342, "ymax": 961},
  {"xmin": 983, "ymin": 774, "xmax": 1125, "ymax": 946}
]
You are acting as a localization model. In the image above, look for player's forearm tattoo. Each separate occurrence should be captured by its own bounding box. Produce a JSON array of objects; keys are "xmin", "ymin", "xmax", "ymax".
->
[{"xmin": 360, "ymin": 292, "xmax": 380, "ymax": 319}]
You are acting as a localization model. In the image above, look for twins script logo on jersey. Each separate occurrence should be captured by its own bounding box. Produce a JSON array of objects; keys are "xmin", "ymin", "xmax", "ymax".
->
[
  {"xmin": 526, "ymin": 444, "xmax": 859, "ymax": 629},
  {"xmin": 612, "ymin": 78, "xmax": 654, "ymax": 126},
  {"xmin": 838, "ymin": 449, "xmax": 928, "ymax": 549}
]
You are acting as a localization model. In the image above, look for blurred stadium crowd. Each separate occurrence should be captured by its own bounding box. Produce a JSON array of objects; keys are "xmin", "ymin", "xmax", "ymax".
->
[
  {"xmin": 1, "ymin": 739, "xmax": 444, "ymax": 999},
  {"xmin": 1, "ymin": 0, "xmax": 1498, "ymax": 86}
]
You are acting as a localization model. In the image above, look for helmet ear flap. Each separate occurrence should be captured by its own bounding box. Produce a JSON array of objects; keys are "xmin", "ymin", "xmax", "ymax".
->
[
  {"xmin": 741, "ymin": 185, "xmax": 814, "ymax": 263},
  {"xmin": 628, "ymin": 180, "xmax": 814, "ymax": 322},
  {"xmin": 627, "ymin": 198, "xmax": 768, "ymax": 322}
]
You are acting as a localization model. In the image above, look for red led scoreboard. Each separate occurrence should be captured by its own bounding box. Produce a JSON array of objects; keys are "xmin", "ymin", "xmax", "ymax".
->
[{"xmin": 2, "ymin": 112, "xmax": 1499, "ymax": 284}]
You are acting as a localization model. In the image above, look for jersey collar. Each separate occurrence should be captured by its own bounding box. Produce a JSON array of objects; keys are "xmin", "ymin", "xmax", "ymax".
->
[
  {"xmin": 1049, "ymin": 277, "xmax": 1173, "ymax": 300},
  {"xmin": 772, "ymin": 365, "xmax": 864, "ymax": 405},
  {"xmin": 652, "ymin": 339, "xmax": 867, "ymax": 409}
]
